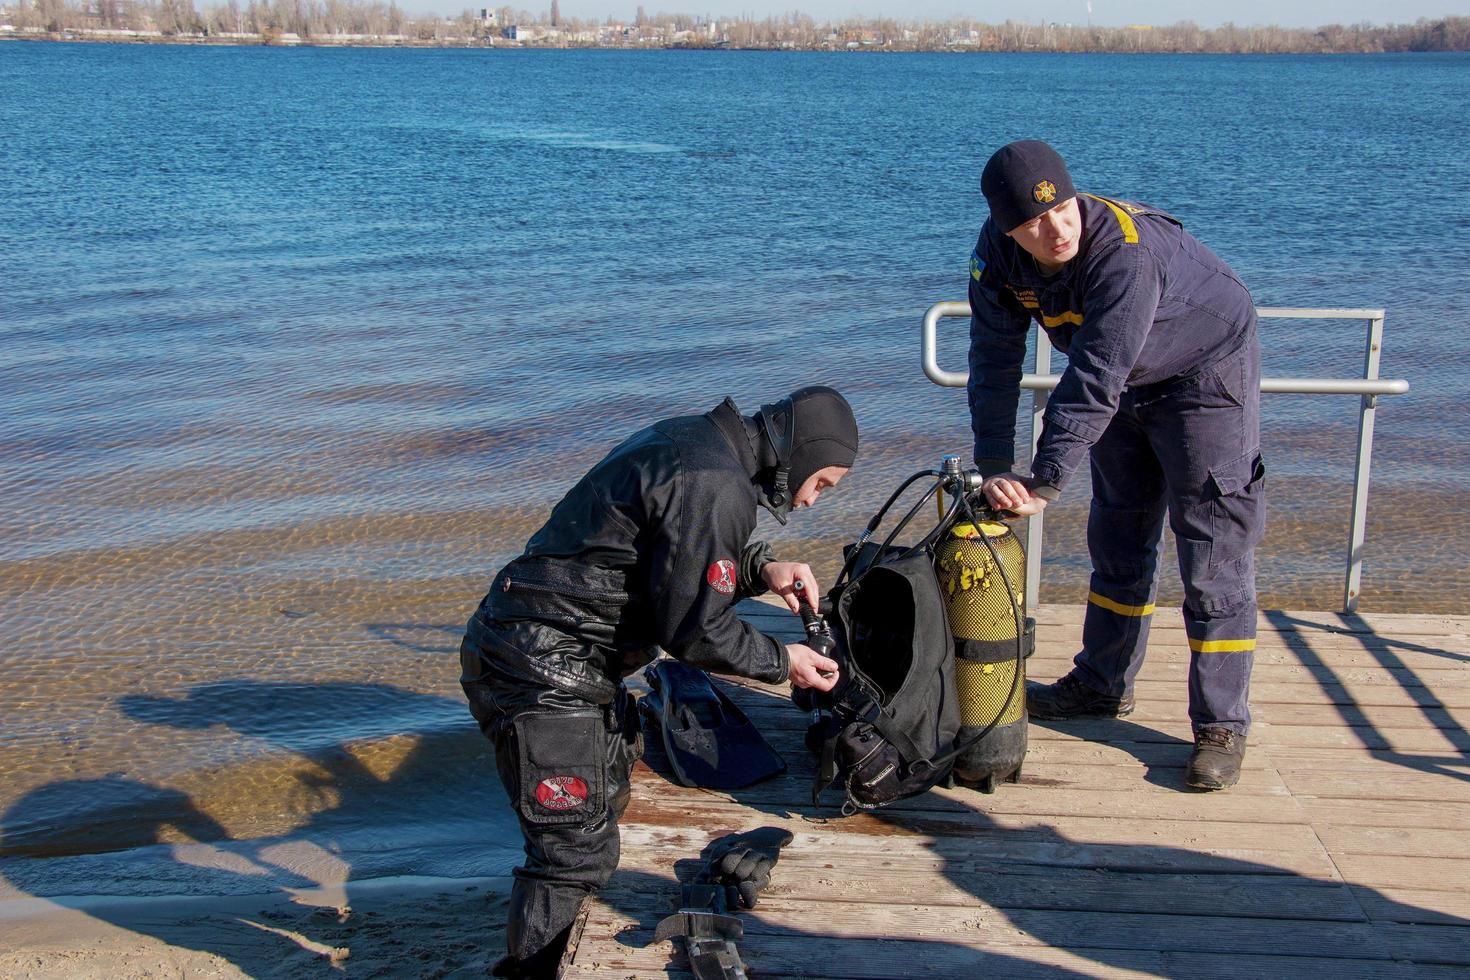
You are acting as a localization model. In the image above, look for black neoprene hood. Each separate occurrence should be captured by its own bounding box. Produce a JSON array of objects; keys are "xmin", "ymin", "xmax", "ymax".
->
[
  {"xmin": 752, "ymin": 386, "xmax": 859, "ymax": 523},
  {"xmin": 784, "ymin": 386, "xmax": 859, "ymax": 491}
]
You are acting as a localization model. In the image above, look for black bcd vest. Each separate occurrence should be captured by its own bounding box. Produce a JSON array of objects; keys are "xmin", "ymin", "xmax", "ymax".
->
[{"xmin": 798, "ymin": 541, "xmax": 962, "ymax": 812}]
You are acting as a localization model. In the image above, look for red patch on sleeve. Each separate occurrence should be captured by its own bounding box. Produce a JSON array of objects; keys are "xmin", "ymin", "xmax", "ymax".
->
[{"xmin": 706, "ymin": 559, "xmax": 738, "ymax": 595}]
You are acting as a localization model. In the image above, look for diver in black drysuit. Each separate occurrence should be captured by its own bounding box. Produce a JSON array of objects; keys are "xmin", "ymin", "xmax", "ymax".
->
[{"xmin": 460, "ymin": 386, "xmax": 858, "ymax": 978}]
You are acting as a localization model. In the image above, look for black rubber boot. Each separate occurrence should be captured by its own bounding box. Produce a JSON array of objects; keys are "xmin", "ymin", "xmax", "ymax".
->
[
  {"xmin": 1186, "ymin": 727, "xmax": 1246, "ymax": 790},
  {"xmin": 491, "ymin": 920, "xmax": 575, "ymax": 979},
  {"xmin": 1025, "ymin": 672, "xmax": 1135, "ymax": 720},
  {"xmin": 490, "ymin": 956, "xmax": 524, "ymax": 978},
  {"xmin": 490, "ymin": 951, "xmax": 560, "ymax": 980}
]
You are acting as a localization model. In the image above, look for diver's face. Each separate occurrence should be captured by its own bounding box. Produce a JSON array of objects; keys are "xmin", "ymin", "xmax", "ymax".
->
[
  {"xmin": 794, "ymin": 466, "xmax": 848, "ymax": 510},
  {"xmin": 1007, "ymin": 196, "xmax": 1081, "ymax": 270}
]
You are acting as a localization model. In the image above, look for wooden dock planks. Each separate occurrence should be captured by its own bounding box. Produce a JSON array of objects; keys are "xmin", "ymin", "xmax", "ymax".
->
[{"xmin": 561, "ymin": 601, "xmax": 1470, "ymax": 978}]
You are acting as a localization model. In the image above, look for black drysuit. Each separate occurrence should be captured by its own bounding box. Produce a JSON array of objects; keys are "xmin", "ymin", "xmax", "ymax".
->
[{"xmin": 460, "ymin": 398, "xmax": 787, "ymax": 971}]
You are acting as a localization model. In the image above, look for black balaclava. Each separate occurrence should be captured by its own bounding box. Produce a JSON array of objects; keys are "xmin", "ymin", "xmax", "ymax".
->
[{"xmin": 749, "ymin": 386, "xmax": 859, "ymax": 524}]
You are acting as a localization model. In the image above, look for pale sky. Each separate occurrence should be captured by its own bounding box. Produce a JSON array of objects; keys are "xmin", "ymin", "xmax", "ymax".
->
[{"xmin": 437, "ymin": 0, "xmax": 1469, "ymax": 28}]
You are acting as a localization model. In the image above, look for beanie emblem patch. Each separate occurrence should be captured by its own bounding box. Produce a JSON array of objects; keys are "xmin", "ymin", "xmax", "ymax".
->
[{"xmin": 1033, "ymin": 180, "xmax": 1057, "ymax": 204}]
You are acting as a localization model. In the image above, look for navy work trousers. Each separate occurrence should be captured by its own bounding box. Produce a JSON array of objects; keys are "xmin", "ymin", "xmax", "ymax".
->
[
  {"xmin": 461, "ymin": 645, "xmax": 641, "ymax": 975},
  {"xmin": 1072, "ymin": 332, "xmax": 1266, "ymax": 735}
]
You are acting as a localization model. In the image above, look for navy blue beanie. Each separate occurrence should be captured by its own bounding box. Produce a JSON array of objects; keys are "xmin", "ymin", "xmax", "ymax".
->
[{"xmin": 981, "ymin": 140, "xmax": 1077, "ymax": 232}]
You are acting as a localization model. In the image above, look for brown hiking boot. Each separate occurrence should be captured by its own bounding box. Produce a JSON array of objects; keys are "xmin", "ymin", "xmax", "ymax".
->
[
  {"xmin": 1025, "ymin": 672, "xmax": 1134, "ymax": 720},
  {"xmin": 1187, "ymin": 727, "xmax": 1246, "ymax": 790}
]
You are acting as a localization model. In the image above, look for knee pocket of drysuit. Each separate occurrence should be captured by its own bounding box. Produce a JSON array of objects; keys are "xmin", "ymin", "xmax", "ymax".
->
[{"xmin": 512, "ymin": 711, "xmax": 608, "ymax": 829}]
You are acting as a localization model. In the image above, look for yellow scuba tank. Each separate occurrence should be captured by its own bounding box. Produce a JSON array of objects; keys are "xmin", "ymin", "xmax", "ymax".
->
[{"xmin": 935, "ymin": 519, "xmax": 1034, "ymax": 792}]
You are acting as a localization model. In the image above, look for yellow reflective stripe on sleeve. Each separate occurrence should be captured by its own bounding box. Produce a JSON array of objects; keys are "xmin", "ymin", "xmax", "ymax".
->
[
  {"xmin": 1081, "ymin": 193, "xmax": 1139, "ymax": 244},
  {"xmin": 1042, "ymin": 310, "xmax": 1084, "ymax": 327},
  {"xmin": 1189, "ymin": 637, "xmax": 1258, "ymax": 654},
  {"xmin": 1087, "ymin": 591, "xmax": 1155, "ymax": 617}
]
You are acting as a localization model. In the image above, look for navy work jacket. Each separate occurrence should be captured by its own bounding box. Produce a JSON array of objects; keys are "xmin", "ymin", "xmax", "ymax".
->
[{"xmin": 967, "ymin": 193, "xmax": 1256, "ymax": 493}]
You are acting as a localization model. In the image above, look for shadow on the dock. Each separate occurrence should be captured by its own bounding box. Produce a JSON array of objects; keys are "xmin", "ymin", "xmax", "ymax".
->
[
  {"xmin": 1264, "ymin": 609, "xmax": 1470, "ymax": 784},
  {"xmin": 601, "ymin": 867, "xmax": 1101, "ymax": 978},
  {"xmin": 619, "ymin": 678, "xmax": 1470, "ymax": 976},
  {"xmin": 1026, "ymin": 716, "xmax": 1200, "ymax": 792}
]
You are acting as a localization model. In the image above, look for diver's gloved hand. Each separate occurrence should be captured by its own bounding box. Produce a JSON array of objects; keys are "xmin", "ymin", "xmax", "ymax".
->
[{"xmin": 702, "ymin": 826, "xmax": 794, "ymax": 909}]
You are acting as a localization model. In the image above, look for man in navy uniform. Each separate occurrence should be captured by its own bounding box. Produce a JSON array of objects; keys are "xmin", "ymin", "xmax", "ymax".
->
[
  {"xmin": 965, "ymin": 140, "xmax": 1265, "ymax": 791},
  {"xmin": 460, "ymin": 386, "xmax": 856, "ymax": 977}
]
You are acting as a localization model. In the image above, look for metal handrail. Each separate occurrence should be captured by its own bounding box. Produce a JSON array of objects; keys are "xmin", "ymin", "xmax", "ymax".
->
[{"xmin": 921, "ymin": 301, "xmax": 1410, "ymax": 614}]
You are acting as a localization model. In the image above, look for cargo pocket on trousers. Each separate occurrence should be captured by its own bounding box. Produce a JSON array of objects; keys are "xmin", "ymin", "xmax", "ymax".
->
[
  {"xmin": 1211, "ymin": 352, "xmax": 1249, "ymax": 408},
  {"xmin": 513, "ymin": 711, "xmax": 606, "ymax": 827},
  {"xmin": 1207, "ymin": 450, "xmax": 1266, "ymax": 569}
]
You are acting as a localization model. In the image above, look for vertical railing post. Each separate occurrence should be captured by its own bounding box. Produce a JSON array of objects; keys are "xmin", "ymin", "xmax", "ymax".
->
[
  {"xmin": 1025, "ymin": 339, "xmax": 1050, "ymax": 617},
  {"xmin": 1344, "ymin": 313, "xmax": 1385, "ymax": 613}
]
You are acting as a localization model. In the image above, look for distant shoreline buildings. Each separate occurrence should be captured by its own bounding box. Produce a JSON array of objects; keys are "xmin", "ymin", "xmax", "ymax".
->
[{"xmin": 2, "ymin": 1, "xmax": 1467, "ymax": 53}]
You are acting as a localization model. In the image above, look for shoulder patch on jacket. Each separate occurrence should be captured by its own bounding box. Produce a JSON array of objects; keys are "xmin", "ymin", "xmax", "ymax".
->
[
  {"xmin": 706, "ymin": 559, "xmax": 737, "ymax": 595},
  {"xmin": 1081, "ymin": 192, "xmax": 1140, "ymax": 245},
  {"xmin": 969, "ymin": 249, "xmax": 987, "ymax": 281}
]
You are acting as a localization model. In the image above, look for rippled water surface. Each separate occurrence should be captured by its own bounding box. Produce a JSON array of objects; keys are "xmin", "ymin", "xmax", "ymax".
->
[{"xmin": 2, "ymin": 44, "xmax": 1468, "ymax": 851}]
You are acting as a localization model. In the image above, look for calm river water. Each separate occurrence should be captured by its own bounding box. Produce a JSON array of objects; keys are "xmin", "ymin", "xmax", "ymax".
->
[{"xmin": 2, "ymin": 44, "xmax": 1467, "ymax": 851}]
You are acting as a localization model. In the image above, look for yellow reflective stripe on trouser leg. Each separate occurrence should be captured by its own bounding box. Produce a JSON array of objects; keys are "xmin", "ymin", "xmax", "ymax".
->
[
  {"xmin": 1087, "ymin": 591, "xmax": 1155, "ymax": 617},
  {"xmin": 1081, "ymin": 193, "xmax": 1139, "ymax": 244},
  {"xmin": 1189, "ymin": 637, "xmax": 1257, "ymax": 653}
]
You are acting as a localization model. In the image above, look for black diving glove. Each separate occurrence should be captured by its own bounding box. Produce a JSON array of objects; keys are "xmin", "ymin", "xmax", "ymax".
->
[{"xmin": 701, "ymin": 826, "xmax": 794, "ymax": 909}]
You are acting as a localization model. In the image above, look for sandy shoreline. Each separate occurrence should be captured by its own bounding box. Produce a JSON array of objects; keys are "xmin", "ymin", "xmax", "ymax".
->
[
  {"xmin": 1, "ymin": 875, "xmax": 511, "ymax": 978},
  {"xmin": 2, "ymin": 820, "xmax": 517, "ymax": 978}
]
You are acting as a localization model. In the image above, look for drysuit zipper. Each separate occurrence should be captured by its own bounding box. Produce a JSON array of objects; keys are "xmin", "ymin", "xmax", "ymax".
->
[{"xmin": 501, "ymin": 576, "xmax": 631, "ymax": 604}]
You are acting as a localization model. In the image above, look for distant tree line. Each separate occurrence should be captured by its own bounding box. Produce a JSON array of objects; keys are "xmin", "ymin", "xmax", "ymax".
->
[
  {"xmin": 3, "ymin": 0, "xmax": 1468, "ymax": 53},
  {"xmin": 704, "ymin": 14, "xmax": 1470, "ymax": 52},
  {"xmin": 5, "ymin": 0, "xmax": 478, "ymax": 37}
]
